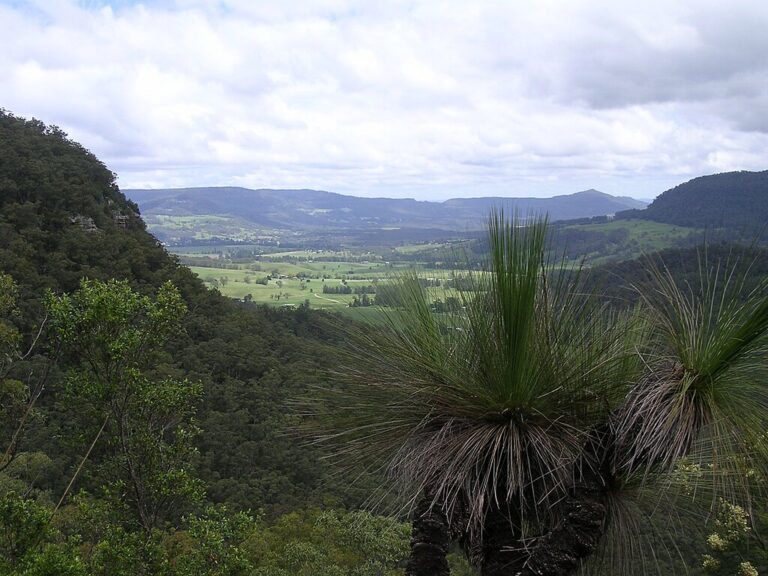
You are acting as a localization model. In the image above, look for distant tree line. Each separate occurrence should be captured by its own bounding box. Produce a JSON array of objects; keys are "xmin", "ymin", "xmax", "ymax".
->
[{"xmin": 323, "ymin": 284, "xmax": 377, "ymax": 295}]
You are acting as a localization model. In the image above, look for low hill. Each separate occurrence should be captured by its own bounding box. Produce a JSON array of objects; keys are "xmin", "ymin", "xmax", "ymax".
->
[
  {"xmin": 618, "ymin": 170, "xmax": 768, "ymax": 230},
  {"xmin": 125, "ymin": 186, "xmax": 646, "ymax": 243},
  {"xmin": 443, "ymin": 189, "xmax": 645, "ymax": 221}
]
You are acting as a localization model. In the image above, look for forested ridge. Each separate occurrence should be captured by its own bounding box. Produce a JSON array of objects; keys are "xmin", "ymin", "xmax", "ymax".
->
[
  {"xmin": 0, "ymin": 109, "xmax": 358, "ymax": 514},
  {"xmin": 618, "ymin": 170, "xmax": 768, "ymax": 230},
  {"xmin": 0, "ymin": 110, "xmax": 419, "ymax": 575},
  {"xmin": 1, "ymin": 110, "xmax": 766, "ymax": 576}
]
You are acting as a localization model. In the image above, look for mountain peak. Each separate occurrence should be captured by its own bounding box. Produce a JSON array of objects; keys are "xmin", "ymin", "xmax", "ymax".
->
[{"xmin": 571, "ymin": 189, "xmax": 606, "ymax": 196}]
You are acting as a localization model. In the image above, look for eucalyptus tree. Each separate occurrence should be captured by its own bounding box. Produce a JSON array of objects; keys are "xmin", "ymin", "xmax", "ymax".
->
[
  {"xmin": 320, "ymin": 213, "xmax": 768, "ymax": 576},
  {"xmin": 47, "ymin": 279, "xmax": 203, "ymax": 534}
]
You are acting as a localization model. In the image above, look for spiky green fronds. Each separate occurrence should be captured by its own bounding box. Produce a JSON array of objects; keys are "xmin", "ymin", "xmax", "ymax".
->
[
  {"xmin": 318, "ymin": 213, "xmax": 639, "ymax": 531},
  {"xmin": 616, "ymin": 249, "xmax": 768, "ymax": 499}
]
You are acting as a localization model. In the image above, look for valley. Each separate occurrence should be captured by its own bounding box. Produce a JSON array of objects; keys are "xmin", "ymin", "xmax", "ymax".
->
[
  {"xmin": 177, "ymin": 243, "xmax": 469, "ymax": 318},
  {"xmin": 2, "ymin": 111, "xmax": 767, "ymax": 576},
  {"xmin": 167, "ymin": 218, "xmax": 707, "ymax": 314},
  {"xmin": 133, "ymin": 171, "xmax": 768, "ymax": 315},
  {"xmin": 4, "ymin": 1, "xmax": 768, "ymax": 572}
]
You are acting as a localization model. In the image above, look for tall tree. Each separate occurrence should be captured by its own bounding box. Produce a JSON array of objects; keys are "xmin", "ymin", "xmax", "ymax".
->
[{"xmin": 47, "ymin": 279, "xmax": 203, "ymax": 534}]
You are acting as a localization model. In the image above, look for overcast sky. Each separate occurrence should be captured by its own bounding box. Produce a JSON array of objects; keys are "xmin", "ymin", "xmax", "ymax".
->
[{"xmin": 2, "ymin": 0, "xmax": 768, "ymax": 200}]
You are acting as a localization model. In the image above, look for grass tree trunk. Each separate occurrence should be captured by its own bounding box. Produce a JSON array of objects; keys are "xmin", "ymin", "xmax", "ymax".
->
[
  {"xmin": 406, "ymin": 493, "xmax": 451, "ymax": 576},
  {"xmin": 521, "ymin": 492, "xmax": 606, "ymax": 576},
  {"xmin": 482, "ymin": 430, "xmax": 610, "ymax": 576},
  {"xmin": 480, "ymin": 502, "xmax": 524, "ymax": 575},
  {"xmin": 479, "ymin": 489, "xmax": 606, "ymax": 576}
]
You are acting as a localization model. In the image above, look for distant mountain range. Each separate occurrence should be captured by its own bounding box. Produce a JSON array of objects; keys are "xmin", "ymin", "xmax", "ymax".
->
[
  {"xmin": 126, "ymin": 169, "xmax": 768, "ymax": 244},
  {"xmin": 124, "ymin": 187, "xmax": 646, "ymax": 236}
]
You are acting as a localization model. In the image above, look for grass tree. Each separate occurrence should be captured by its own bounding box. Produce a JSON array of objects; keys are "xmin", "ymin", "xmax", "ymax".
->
[{"xmin": 317, "ymin": 213, "xmax": 768, "ymax": 576}]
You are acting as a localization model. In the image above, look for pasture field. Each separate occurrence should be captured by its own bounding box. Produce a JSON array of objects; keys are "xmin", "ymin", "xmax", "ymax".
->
[
  {"xmin": 175, "ymin": 222, "xmax": 700, "ymax": 318},
  {"xmin": 185, "ymin": 251, "xmax": 464, "ymax": 317},
  {"xmin": 189, "ymin": 259, "xmax": 396, "ymax": 278},
  {"xmin": 170, "ymin": 243, "xmax": 266, "ymax": 255},
  {"xmin": 561, "ymin": 219, "xmax": 701, "ymax": 264},
  {"xmin": 259, "ymin": 249, "xmax": 367, "ymax": 259},
  {"xmin": 572, "ymin": 219, "xmax": 696, "ymax": 245},
  {"xmin": 393, "ymin": 241, "xmax": 464, "ymax": 255}
]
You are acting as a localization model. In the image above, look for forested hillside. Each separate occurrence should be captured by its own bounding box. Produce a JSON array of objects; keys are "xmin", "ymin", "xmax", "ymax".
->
[
  {"xmin": 588, "ymin": 243, "xmax": 768, "ymax": 305},
  {"xmin": 0, "ymin": 111, "xmax": 423, "ymax": 575},
  {"xmin": 618, "ymin": 170, "xmax": 768, "ymax": 230},
  {"xmin": 0, "ymin": 110, "xmax": 357, "ymax": 514}
]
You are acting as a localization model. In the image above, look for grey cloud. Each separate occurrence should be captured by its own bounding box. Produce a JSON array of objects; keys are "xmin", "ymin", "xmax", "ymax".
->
[
  {"xmin": 506, "ymin": 3, "xmax": 768, "ymax": 133},
  {"xmin": 1, "ymin": 0, "xmax": 768, "ymax": 199}
]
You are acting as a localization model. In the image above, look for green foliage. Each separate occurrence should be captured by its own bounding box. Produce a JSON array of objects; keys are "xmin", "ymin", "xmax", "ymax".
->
[
  {"xmin": 0, "ymin": 111, "xmax": 364, "ymax": 515},
  {"xmin": 15, "ymin": 544, "xmax": 87, "ymax": 576},
  {"xmin": 46, "ymin": 279, "xmax": 187, "ymax": 381},
  {"xmin": 166, "ymin": 506, "xmax": 257, "ymax": 576},
  {"xmin": 316, "ymin": 214, "xmax": 640, "ymax": 532},
  {"xmin": 0, "ymin": 493, "xmax": 85, "ymax": 576},
  {"xmin": 372, "ymin": 282, "xmax": 406, "ymax": 307},
  {"xmin": 617, "ymin": 251, "xmax": 768, "ymax": 491},
  {"xmin": 5, "ymin": 109, "xmax": 767, "ymax": 576},
  {"xmin": 448, "ymin": 552, "xmax": 478, "ymax": 576},
  {"xmin": 0, "ymin": 493, "xmax": 416, "ymax": 576},
  {"xmin": 555, "ymin": 219, "xmax": 703, "ymax": 264},
  {"xmin": 53, "ymin": 497, "xmax": 255, "ymax": 576},
  {"xmin": 47, "ymin": 279, "xmax": 203, "ymax": 532},
  {"xmin": 700, "ymin": 499, "xmax": 760, "ymax": 575},
  {"xmin": 243, "ymin": 508, "xmax": 410, "ymax": 576},
  {"xmin": 0, "ymin": 492, "xmax": 52, "ymax": 570},
  {"xmin": 58, "ymin": 495, "xmax": 150, "ymax": 576},
  {"xmin": 586, "ymin": 244, "xmax": 768, "ymax": 309},
  {"xmin": 317, "ymin": 212, "xmax": 768, "ymax": 573},
  {"xmin": 0, "ymin": 110, "xmax": 412, "ymax": 575},
  {"xmin": 0, "ymin": 274, "xmax": 23, "ymax": 442},
  {"xmin": 0, "ymin": 110, "xmax": 137, "ymax": 235},
  {"xmin": 0, "ymin": 273, "xmax": 20, "ymax": 357},
  {"xmin": 0, "ymin": 272, "xmax": 44, "ymax": 478}
]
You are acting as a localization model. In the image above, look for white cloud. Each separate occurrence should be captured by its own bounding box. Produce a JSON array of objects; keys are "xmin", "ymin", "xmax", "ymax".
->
[{"xmin": 1, "ymin": 0, "xmax": 767, "ymax": 199}]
